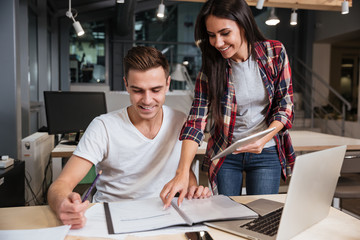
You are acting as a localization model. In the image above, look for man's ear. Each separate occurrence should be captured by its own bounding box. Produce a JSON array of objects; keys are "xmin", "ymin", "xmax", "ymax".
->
[
  {"xmin": 123, "ymin": 77, "xmax": 128, "ymax": 87},
  {"xmin": 166, "ymin": 75, "xmax": 171, "ymax": 90}
]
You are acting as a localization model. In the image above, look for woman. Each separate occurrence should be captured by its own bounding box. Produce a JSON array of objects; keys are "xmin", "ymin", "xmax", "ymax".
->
[{"xmin": 161, "ymin": 0, "xmax": 295, "ymax": 207}]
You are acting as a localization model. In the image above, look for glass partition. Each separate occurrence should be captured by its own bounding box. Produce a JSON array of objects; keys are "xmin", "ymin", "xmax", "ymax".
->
[{"xmin": 69, "ymin": 21, "xmax": 106, "ymax": 84}]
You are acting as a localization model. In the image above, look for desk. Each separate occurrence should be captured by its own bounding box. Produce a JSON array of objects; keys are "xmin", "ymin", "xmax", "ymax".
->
[
  {"xmin": 0, "ymin": 194, "xmax": 359, "ymax": 240},
  {"xmin": 289, "ymin": 130, "xmax": 360, "ymax": 152},
  {"xmin": 51, "ymin": 131, "xmax": 360, "ymax": 181},
  {"xmin": 196, "ymin": 130, "xmax": 360, "ymax": 153},
  {"xmin": 51, "ymin": 141, "xmax": 209, "ymax": 182},
  {"xmin": 0, "ymin": 160, "xmax": 25, "ymax": 207},
  {"xmin": 51, "ymin": 144, "xmax": 77, "ymax": 182}
]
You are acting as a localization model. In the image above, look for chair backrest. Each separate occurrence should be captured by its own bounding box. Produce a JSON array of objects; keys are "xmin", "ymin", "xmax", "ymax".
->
[
  {"xmin": 341, "ymin": 151, "xmax": 360, "ymax": 173},
  {"xmin": 92, "ymin": 64, "xmax": 105, "ymax": 81}
]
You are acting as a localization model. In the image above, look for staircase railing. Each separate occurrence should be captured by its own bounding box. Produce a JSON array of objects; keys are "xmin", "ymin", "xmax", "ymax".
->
[{"xmin": 291, "ymin": 57, "xmax": 351, "ymax": 136}]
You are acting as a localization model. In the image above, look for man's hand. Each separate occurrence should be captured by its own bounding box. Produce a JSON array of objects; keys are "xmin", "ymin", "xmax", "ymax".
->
[
  {"xmin": 160, "ymin": 171, "xmax": 189, "ymax": 208},
  {"xmin": 56, "ymin": 192, "xmax": 89, "ymax": 229}
]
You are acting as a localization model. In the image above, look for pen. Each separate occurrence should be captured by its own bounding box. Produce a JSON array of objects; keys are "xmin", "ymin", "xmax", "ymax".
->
[{"xmin": 82, "ymin": 170, "xmax": 102, "ymax": 202}]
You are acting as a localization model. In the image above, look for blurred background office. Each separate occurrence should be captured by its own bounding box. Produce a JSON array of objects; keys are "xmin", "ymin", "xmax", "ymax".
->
[{"xmin": 0, "ymin": 0, "xmax": 359, "ymax": 160}]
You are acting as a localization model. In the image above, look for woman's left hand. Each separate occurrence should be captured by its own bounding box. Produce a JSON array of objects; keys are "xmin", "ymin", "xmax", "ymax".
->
[
  {"xmin": 233, "ymin": 138, "xmax": 267, "ymax": 154},
  {"xmin": 234, "ymin": 122, "xmax": 284, "ymax": 154}
]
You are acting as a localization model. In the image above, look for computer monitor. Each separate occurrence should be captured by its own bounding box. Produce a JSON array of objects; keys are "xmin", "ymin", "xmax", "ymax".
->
[{"xmin": 44, "ymin": 91, "xmax": 107, "ymax": 145}]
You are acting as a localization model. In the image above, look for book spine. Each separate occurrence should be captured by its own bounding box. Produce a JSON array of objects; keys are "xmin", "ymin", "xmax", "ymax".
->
[
  {"xmin": 103, "ymin": 202, "xmax": 115, "ymax": 234},
  {"xmin": 171, "ymin": 200, "xmax": 193, "ymax": 225}
]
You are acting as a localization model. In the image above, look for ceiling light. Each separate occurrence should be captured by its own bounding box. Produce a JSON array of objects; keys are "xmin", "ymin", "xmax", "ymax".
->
[
  {"xmin": 157, "ymin": 1, "xmax": 165, "ymax": 19},
  {"xmin": 290, "ymin": 9, "xmax": 298, "ymax": 26},
  {"xmin": 66, "ymin": 0, "xmax": 84, "ymax": 36},
  {"xmin": 341, "ymin": 0, "xmax": 349, "ymax": 14},
  {"xmin": 116, "ymin": 0, "xmax": 125, "ymax": 3},
  {"xmin": 72, "ymin": 21, "xmax": 85, "ymax": 36},
  {"xmin": 256, "ymin": 0, "xmax": 265, "ymax": 10},
  {"xmin": 265, "ymin": 8, "xmax": 280, "ymax": 26}
]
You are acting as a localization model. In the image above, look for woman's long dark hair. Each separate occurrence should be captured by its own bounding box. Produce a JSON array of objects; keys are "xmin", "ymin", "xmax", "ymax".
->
[{"xmin": 195, "ymin": 0, "xmax": 266, "ymax": 128}]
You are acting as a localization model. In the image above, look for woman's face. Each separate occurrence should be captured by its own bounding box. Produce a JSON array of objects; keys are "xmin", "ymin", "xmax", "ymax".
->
[{"xmin": 205, "ymin": 15, "xmax": 248, "ymax": 62}]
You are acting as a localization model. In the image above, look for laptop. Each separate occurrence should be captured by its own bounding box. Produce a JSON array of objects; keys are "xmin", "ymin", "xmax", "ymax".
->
[{"xmin": 205, "ymin": 145, "xmax": 347, "ymax": 240}]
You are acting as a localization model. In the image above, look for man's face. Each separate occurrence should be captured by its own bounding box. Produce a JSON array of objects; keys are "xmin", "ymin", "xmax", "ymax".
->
[{"xmin": 124, "ymin": 66, "xmax": 170, "ymax": 121}]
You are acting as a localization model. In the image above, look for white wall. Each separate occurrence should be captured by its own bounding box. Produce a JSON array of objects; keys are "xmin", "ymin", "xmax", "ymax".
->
[
  {"xmin": 314, "ymin": 119, "xmax": 360, "ymax": 138},
  {"xmin": 105, "ymin": 90, "xmax": 193, "ymax": 115},
  {"xmin": 70, "ymin": 84, "xmax": 110, "ymax": 92}
]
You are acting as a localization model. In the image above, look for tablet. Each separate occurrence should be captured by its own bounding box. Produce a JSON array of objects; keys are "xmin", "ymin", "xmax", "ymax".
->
[{"xmin": 210, "ymin": 127, "xmax": 276, "ymax": 161}]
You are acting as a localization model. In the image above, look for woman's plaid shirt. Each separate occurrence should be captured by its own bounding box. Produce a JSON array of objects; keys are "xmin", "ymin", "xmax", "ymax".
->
[{"xmin": 179, "ymin": 40, "xmax": 296, "ymax": 194}]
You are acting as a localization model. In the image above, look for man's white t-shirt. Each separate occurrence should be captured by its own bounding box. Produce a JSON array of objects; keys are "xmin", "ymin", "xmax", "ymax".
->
[{"xmin": 73, "ymin": 105, "xmax": 186, "ymax": 202}]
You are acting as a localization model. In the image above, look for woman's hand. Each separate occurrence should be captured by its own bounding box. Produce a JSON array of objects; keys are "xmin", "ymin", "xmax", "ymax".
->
[
  {"xmin": 233, "ymin": 138, "xmax": 267, "ymax": 154},
  {"xmin": 186, "ymin": 185, "xmax": 212, "ymax": 200},
  {"xmin": 233, "ymin": 122, "xmax": 284, "ymax": 154}
]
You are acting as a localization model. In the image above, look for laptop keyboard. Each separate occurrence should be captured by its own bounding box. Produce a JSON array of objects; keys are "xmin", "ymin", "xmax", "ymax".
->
[{"xmin": 240, "ymin": 207, "xmax": 283, "ymax": 237}]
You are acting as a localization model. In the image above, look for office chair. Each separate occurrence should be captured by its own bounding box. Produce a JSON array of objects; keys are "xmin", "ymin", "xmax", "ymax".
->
[
  {"xmin": 91, "ymin": 64, "xmax": 105, "ymax": 83},
  {"xmin": 333, "ymin": 151, "xmax": 360, "ymax": 218},
  {"xmin": 81, "ymin": 185, "xmax": 97, "ymax": 203}
]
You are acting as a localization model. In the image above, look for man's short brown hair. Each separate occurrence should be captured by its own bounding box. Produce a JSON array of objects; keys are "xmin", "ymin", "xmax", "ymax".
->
[{"xmin": 123, "ymin": 46, "xmax": 169, "ymax": 79}]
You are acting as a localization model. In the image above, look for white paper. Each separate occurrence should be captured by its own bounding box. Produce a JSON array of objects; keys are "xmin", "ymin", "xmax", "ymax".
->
[
  {"xmin": 108, "ymin": 198, "xmax": 186, "ymax": 234},
  {"xmin": 69, "ymin": 203, "xmax": 124, "ymax": 240},
  {"xmin": 69, "ymin": 203, "xmax": 207, "ymax": 239},
  {"xmin": 0, "ymin": 225, "xmax": 70, "ymax": 240},
  {"xmin": 172, "ymin": 195, "xmax": 258, "ymax": 223},
  {"xmin": 132, "ymin": 224, "xmax": 208, "ymax": 237},
  {"xmin": 105, "ymin": 195, "xmax": 257, "ymax": 234}
]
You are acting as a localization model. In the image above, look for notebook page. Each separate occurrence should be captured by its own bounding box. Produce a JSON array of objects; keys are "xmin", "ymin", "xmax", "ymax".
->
[
  {"xmin": 171, "ymin": 195, "xmax": 258, "ymax": 224},
  {"xmin": 107, "ymin": 198, "xmax": 186, "ymax": 234}
]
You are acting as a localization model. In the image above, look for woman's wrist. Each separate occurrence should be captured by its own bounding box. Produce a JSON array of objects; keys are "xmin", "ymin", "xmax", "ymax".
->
[{"xmin": 175, "ymin": 167, "xmax": 190, "ymax": 178}]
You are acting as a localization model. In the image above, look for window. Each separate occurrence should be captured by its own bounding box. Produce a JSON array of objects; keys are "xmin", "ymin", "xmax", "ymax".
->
[
  {"xmin": 69, "ymin": 21, "xmax": 106, "ymax": 84},
  {"xmin": 340, "ymin": 56, "xmax": 359, "ymax": 121}
]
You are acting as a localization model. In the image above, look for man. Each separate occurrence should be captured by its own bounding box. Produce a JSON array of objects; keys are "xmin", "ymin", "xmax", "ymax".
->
[{"xmin": 47, "ymin": 46, "xmax": 211, "ymax": 229}]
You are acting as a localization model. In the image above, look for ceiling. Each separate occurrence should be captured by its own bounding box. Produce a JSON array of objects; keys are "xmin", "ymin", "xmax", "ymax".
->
[
  {"xmin": 173, "ymin": 0, "xmax": 353, "ymax": 11},
  {"xmin": 48, "ymin": 0, "xmax": 353, "ymax": 16},
  {"xmin": 47, "ymin": 0, "xmax": 164, "ymax": 17}
]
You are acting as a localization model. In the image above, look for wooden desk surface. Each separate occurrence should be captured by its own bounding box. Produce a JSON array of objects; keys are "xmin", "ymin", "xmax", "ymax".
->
[
  {"xmin": 51, "ymin": 143, "xmax": 76, "ymax": 158},
  {"xmin": 289, "ymin": 130, "xmax": 360, "ymax": 152},
  {"xmin": 51, "ymin": 140, "xmax": 209, "ymax": 158},
  {"xmin": 197, "ymin": 131, "xmax": 360, "ymax": 154},
  {"xmin": 51, "ymin": 131, "xmax": 360, "ymax": 158},
  {"xmin": 1, "ymin": 194, "xmax": 359, "ymax": 240}
]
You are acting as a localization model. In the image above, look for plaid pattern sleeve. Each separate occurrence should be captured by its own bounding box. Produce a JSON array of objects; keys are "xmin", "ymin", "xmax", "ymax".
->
[
  {"xmin": 254, "ymin": 40, "xmax": 296, "ymax": 177},
  {"xmin": 268, "ymin": 42, "xmax": 293, "ymax": 130},
  {"xmin": 179, "ymin": 71, "xmax": 209, "ymax": 144}
]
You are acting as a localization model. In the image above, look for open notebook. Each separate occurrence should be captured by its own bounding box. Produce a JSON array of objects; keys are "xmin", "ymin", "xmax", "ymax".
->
[{"xmin": 103, "ymin": 195, "xmax": 257, "ymax": 234}]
